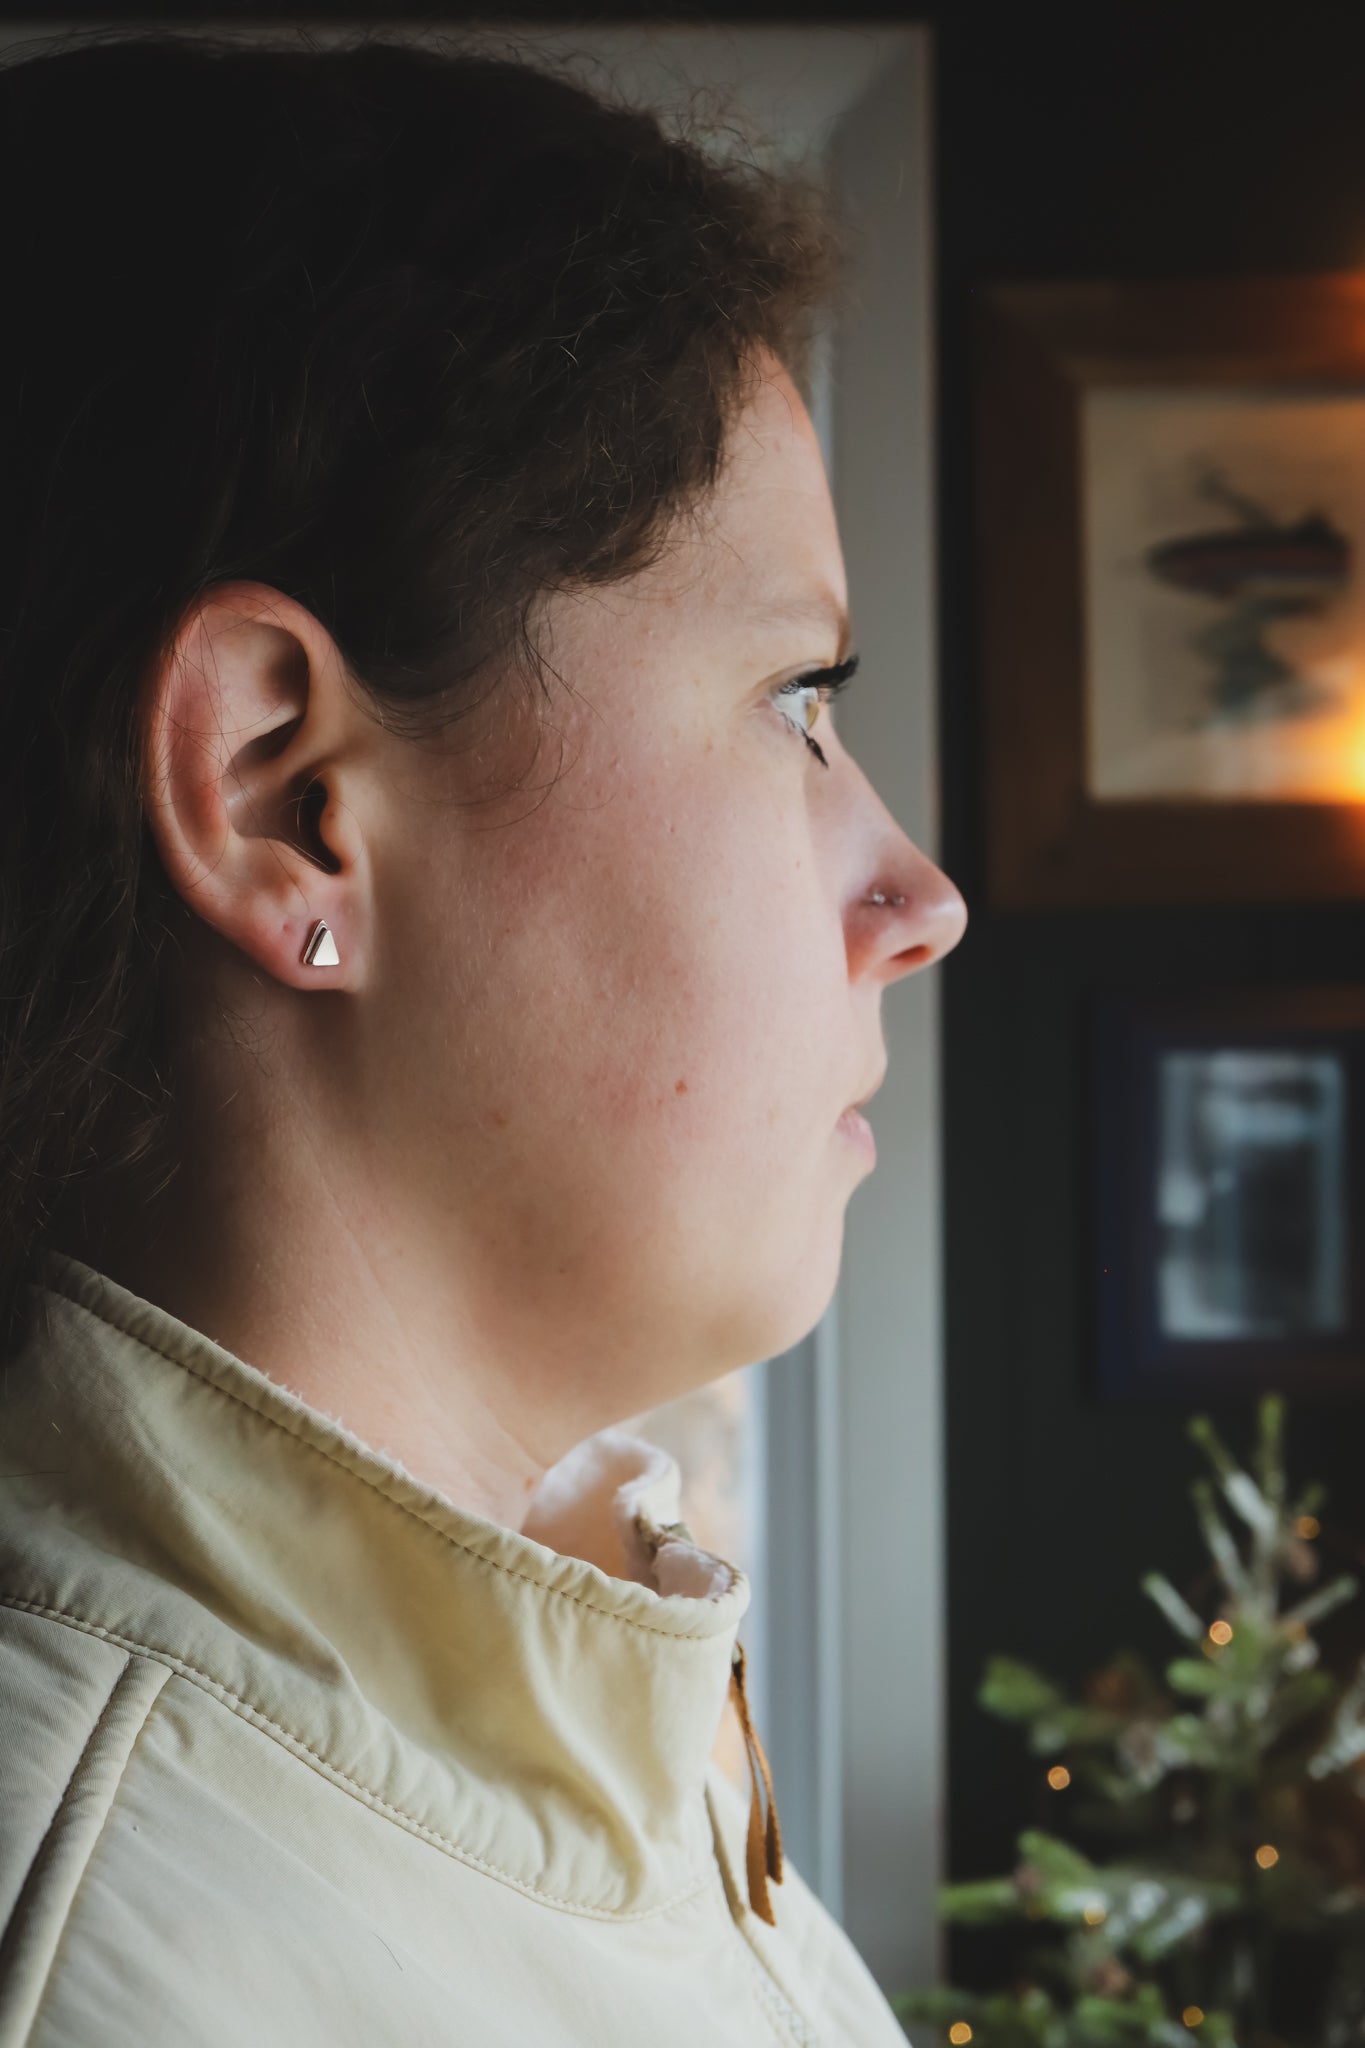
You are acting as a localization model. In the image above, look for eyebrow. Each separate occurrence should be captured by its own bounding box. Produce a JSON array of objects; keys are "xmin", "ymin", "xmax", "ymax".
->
[{"xmin": 747, "ymin": 590, "xmax": 856, "ymax": 663}]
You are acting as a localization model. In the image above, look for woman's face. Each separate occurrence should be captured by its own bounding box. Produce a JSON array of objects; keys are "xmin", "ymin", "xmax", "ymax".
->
[{"xmin": 346, "ymin": 347, "xmax": 965, "ymax": 1423}]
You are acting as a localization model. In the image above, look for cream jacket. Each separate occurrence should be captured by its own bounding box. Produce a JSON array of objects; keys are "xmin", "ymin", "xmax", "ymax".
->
[{"xmin": 0, "ymin": 1254, "xmax": 910, "ymax": 2046}]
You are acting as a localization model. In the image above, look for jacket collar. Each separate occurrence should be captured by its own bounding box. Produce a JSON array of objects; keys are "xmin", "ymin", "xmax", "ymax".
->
[{"xmin": 0, "ymin": 1252, "xmax": 751, "ymax": 1917}]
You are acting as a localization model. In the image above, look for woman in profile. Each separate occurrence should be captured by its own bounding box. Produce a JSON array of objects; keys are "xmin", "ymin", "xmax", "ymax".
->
[{"xmin": 0, "ymin": 29, "xmax": 965, "ymax": 2046}]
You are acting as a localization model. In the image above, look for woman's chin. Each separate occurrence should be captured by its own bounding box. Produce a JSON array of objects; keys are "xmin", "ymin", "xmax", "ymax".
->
[{"xmin": 750, "ymin": 1231, "xmax": 846, "ymax": 1364}]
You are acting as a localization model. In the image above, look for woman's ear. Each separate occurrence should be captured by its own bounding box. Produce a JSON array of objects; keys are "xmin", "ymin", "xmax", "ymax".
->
[{"xmin": 139, "ymin": 580, "xmax": 370, "ymax": 990}]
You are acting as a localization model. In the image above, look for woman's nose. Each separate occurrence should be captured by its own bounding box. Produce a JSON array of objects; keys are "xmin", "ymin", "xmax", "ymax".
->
[{"xmin": 854, "ymin": 844, "xmax": 967, "ymax": 983}]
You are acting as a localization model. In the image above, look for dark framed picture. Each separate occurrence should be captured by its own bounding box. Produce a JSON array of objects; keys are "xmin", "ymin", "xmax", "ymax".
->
[
  {"xmin": 1091, "ymin": 986, "xmax": 1365, "ymax": 1401},
  {"xmin": 977, "ymin": 272, "xmax": 1365, "ymax": 907}
]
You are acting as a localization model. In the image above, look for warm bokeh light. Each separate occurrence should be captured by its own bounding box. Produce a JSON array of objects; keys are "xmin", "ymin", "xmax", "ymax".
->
[
  {"xmin": 1182, "ymin": 2007, "xmax": 1204, "ymax": 2029},
  {"xmin": 1082, "ymin": 1904, "xmax": 1106, "ymax": 1925},
  {"xmin": 1255, "ymin": 1843, "xmax": 1280, "ymax": 1869},
  {"xmin": 1047, "ymin": 1765, "xmax": 1071, "ymax": 1790},
  {"xmin": 1208, "ymin": 1619, "xmax": 1234, "ymax": 1646},
  {"xmin": 948, "ymin": 2026, "xmax": 973, "ymax": 2045},
  {"xmin": 1334, "ymin": 687, "xmax": 1365, "ymax": 801},
  {"xmin": 1297, "ymin": 1514, "xmax": 1321, "ymax": 1540},
  {"xmin": 1194, "ymin": 669, "xmax": 1365, "ymax": 803}
]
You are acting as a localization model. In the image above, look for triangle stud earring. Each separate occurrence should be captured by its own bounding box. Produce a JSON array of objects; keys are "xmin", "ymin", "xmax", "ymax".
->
[{"xmin": 302, "ymin": 918, "xmax": 340, "ymax": 968}]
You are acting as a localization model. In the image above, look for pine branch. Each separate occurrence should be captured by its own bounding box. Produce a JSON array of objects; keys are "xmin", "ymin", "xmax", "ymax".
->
[{"xmin": 896, "ymin": 1395, "xmax": 1365, "ymax": 2046}]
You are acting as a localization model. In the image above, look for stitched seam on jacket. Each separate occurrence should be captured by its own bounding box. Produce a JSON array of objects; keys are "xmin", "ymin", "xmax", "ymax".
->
[
  {"xmin": 733, "ymin": 1922, "xmax": 822, "ymax": 2048},
  {"xmin": 0, "ymin": 1597, "xmax": 716, "ymax": 1925},
  {"xmin": 703, "ymin": 1779, "xmax": 823, "ymax": 2048},
  {"xmin": 43, "ymin": 1284, "xmax": 728, "ymax": 1642},
  {"xmin": 0, "ymin": 1654, "xmax": 170, "ymax": 2047},
  {"xmin": 698, "ymin": 1869, "xmax": 809, "ymax": 2048},
  {"xmin": 728, "ymin": 1922, "xmax": 820, "ymax": 2048}
]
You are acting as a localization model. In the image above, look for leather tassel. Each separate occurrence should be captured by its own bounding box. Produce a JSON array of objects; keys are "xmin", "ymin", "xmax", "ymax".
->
[{"xmin": 729, "ymin": 1639, "xmax": 784, "ymax": 1925}]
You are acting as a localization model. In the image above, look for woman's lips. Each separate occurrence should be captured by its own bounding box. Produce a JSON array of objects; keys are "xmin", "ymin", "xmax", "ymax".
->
[{"xmin": 836, "ymin": 1104, "xmax": 876, "ymax": 1161}]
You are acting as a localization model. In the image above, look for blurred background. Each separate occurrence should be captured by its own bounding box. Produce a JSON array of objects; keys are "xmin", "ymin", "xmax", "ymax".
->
[{"xmin": 13, "ymin": 4, "xmax": 1365, "ymax": 2041}]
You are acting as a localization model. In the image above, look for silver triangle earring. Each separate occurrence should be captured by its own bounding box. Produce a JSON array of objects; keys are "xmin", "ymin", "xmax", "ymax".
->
[{"xmin": 302, "ymin": 918, "xmax": 340, "ymax": 968}]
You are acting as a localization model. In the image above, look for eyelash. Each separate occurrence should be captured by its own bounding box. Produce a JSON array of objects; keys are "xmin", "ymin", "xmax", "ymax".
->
[{"xmin": 772, "ymin": 654, "xmax": 860, "ymax": 769}]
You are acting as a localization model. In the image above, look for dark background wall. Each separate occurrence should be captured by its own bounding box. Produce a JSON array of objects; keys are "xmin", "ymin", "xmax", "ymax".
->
[{"xmin": 934, "ymin": 0, "xmax": 1365, "ymax": 1989}]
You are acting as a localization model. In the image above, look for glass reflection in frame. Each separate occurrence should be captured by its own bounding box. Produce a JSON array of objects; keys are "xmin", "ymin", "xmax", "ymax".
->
[{"xmin": 1155, "ymin": 1048, "xmax": 1348, "ymax": 1341}]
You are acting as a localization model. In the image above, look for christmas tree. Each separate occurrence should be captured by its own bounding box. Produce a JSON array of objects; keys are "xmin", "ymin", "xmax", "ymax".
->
[{"xmin": 895, "ymin": 1394, "xmax": 1365, "ymax": 2048}]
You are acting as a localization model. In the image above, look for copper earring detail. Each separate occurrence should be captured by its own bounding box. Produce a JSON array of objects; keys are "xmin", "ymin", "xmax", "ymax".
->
[{"xmin": 302, "ymin": 919, "xmax": 339, "ymax": 968}]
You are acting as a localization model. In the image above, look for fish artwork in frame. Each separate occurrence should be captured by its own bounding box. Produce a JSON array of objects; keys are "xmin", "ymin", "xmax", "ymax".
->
[{"xmin": 975, "ymin": 272, "xmax": 1365, "ymax": 907}]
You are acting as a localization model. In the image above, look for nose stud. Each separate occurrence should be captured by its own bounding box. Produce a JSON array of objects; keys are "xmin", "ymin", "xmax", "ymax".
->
[{"xmin": 864, "ymin": 890, "xmax": 905, "ymax": 907}]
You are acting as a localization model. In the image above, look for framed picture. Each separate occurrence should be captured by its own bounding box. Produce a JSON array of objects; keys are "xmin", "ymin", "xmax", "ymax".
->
[
  {"xmin": 977, "ymin": 273, "xmax": 1365, "ymax": 906},
  {"xmin": 1090, "ymin": 986, "xmax": 1365, "ymax": 1402}
]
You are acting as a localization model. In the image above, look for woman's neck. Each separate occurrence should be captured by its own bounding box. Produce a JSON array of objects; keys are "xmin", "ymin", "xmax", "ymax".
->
[{"xmin": 50, "ymin": 1150, "xmax": 551, "ymax": 1533}]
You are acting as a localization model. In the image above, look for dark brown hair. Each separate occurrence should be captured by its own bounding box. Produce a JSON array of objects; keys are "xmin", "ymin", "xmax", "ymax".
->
[{"xmin": 0, "ymin": 28, "xmax": 847, "ymax": 1359}]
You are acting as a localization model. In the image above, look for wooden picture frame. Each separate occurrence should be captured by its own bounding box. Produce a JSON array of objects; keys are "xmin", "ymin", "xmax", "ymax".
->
[
  {"xmin": 977, "ymin": 273, "xmax": 1365, "ymax": 907},
  {"xmin": 1090, "ymin": 985, "xmax": 1365, "ymax": 1402}
]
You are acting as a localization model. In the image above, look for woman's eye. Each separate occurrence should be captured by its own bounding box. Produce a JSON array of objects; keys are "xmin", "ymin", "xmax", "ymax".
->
[
  {"xmin": 773, "ymin": 678, "xmax": 824, "ymax": 740},
  {"xmin": 770, "ymin": 654, "xmax": 860, "ymax": 771}
]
